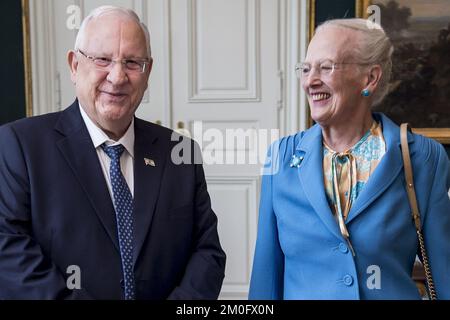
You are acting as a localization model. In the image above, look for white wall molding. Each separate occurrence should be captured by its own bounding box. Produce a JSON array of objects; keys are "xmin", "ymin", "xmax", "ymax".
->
[
  {"xmin": 133, "ymin": 0, "xmax": 151, "ymax": 104},
  {"xmin": 277, "ymin": 0, "xmax": 286, "ymax": 136},
  {"xmin": 187, "ymin": 0, "xmax": 261, "ymax": 103},
  {"xmin": 29, "ymin": 0, "xmax": 58, "ymax": 116},
  {"xmin": 206, "ymin": 176, "xmax": 259, "ymax": 300},
  {"xmin": 298, "ymin": 0, "xmax": 309, "ymax": 133},
  {"xmin": 282, "ymin": 0, "xmax": 309, "ymax": 135},
  {"xmin": 162, "ymin": 0, "xmax": 173, "ymax": 127}
]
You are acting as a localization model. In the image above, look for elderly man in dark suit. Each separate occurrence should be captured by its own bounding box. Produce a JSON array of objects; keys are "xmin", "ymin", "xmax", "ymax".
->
[{"xmin": 0, "ymin": 5, "xmax": 225, "ymax": 299}]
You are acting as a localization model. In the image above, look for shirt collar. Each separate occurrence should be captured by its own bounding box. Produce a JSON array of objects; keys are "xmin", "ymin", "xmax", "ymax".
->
[
  {"xmin": 323, "ymin": 120, "xmax": 379, "ymax": 155},
  {"xmin": 78, "ymin": 103, "xmax": 135, "ymax": 158}
]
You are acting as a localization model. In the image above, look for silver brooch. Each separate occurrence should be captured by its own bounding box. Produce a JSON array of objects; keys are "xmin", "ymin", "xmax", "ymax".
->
[{"xmin": 290, "ymin": 154, "xmax": 304, "ymax": 168}]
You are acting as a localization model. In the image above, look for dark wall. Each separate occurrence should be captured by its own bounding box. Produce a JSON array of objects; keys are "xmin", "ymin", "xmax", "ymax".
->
[
  {"xmin": 315, "ymin": 0, "xmax": 356, "ymax": 28},
  {"xmin": 0, "ymin": 1, "xmax": 26, "ymax": 125}
]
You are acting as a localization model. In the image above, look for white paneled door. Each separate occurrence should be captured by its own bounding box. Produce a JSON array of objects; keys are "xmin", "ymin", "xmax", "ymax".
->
[
  {"xmin": 170, "ymin": 0, "xmax": 280, "ymax": 299},
  {"xmin": 30, "ymin": 0, "xmax": 306, "ymax": 299}
]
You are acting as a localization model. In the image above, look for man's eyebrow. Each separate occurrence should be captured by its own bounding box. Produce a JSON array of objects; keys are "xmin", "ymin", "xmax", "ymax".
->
[
  {"xmin": 123, "ymin": 55, "xmax": 149, "ymax": 60},
  {"xmin": 123, "ymin": 53, "xmax": 149, "ymax": 60},
  {"xmin": 88, "ymin": 51, "xmax": 112, "ymax": 57}
]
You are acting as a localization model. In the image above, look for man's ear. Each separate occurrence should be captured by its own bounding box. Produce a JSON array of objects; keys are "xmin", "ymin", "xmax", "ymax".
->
[
  {"xmin": 148, "ymin": 57, "xmax": 154, "ymax": 73},
  {"xmin": 365, "ymin": 64, "xmax": 383, "ymax": 93},
  {"xmin": 143, "ymin": 57, "xmax": 154, "ymax": 91},
  {"xmin": 68, "ymin": 50, "xmax": 78, "ymax": 84}
]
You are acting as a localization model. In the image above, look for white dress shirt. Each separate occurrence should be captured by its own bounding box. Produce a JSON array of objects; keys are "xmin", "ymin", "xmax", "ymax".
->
[{"xmin": 79, "ymin": 104, "xmax": 135, "ymax": 198}]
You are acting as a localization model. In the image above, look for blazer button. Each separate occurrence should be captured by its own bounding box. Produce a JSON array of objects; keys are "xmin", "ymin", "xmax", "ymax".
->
[
  {"xmin": 343, "ymin": 275, "xmax": 353, "ymax": 286},
  {"xmin": 339, "ymin": 242, "xmax": 349, "ymax": 254}
]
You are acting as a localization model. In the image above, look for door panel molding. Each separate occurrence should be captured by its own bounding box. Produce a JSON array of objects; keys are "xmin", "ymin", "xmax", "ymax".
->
[
  {"xmin": 187, "ymin": 0, "xmax": 261, "ymax": 102},
  {"xmin": 207, "ymin": 176, "xmax": 259, "ymax": 299}
]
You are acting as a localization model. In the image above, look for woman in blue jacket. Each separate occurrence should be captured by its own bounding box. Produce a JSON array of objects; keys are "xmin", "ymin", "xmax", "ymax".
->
[{"xmin": 249, "ymin": 18, "xmax": 450, "ymax": 299}]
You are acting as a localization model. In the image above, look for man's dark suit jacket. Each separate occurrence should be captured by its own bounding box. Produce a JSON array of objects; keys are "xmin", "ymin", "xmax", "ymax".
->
[{"xmin": 0, "ymin": 101, "xmax": 226, "ymax": 299}]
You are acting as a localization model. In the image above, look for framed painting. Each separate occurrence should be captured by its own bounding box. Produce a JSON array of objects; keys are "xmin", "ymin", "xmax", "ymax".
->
[
  {"xmin": 364, "ymin": 0, "xmax": 450, "ymax": 143},
  {"xmin": 309, "ymin": 0, "xmax": 370, "ymax": 41},
  {"xmin": 308, "ymin": 0, "xmax": 450, "ymax": 144}
]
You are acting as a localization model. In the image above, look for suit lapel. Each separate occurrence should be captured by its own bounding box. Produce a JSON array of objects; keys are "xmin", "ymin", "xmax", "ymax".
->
[
  {"xmin": 132, "ymin": 119, "xmax": 166, "ymax": 265},
  {"xmin": 55, "ymin": 102, "xmax": 119, "ymax": 252},
  {"xmin": 346, "ymin": 114, "xmax": 411, "ymax": 224},
  {"xmin": 296, "ymin": 125, "xmax": 342, "ymax": 240}
]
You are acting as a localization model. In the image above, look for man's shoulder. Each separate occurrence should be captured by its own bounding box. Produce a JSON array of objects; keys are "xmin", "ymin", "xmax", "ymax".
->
[
  {"xmin": 0, "ymin": 110, "xmax": 63, "ymax": 138},
  {"xmin": 0, "ymin": 111, "xmax": 65, "ymax": 159}
]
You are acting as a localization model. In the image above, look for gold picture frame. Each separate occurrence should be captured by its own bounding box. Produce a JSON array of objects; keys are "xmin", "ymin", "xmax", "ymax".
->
[
  {"xmin": 363, "ymin": 0, "xmax": 450, "ymax": 144},
  {"xmin": 307, "ymin": 0, "xmax": 450, "ymax": 144},
  {"xmin": 309, "ymin": 0, "xmax": 370, "ymax": 41},
  {"xmin": 21, "ymin": 0, "xmax": 33, "ymax": 117}
]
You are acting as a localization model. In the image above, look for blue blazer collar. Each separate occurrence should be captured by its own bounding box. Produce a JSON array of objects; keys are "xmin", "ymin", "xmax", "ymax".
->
[
  {"xmin": 346, "ymin": 113, "xmax": 409, "ymax": 223},
  {"xmin": 295, "ymin": 123, "xmax": 343, "ymax": 239},
  {"xmin": 293, "ymin": 113, "xmax": 411, "ymax": 236}
]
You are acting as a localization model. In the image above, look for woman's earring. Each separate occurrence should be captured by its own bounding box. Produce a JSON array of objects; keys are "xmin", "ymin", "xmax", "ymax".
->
[{"xmin": 361, "ymin": 89, "xmax": 371, "ymax": 97}]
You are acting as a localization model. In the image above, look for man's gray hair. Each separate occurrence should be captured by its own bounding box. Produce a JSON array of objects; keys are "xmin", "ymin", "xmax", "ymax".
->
[
  {"xmin": 74, "ymin": 6, "xmax": 152, "ymax": 58},
  {"xmin": 317, "ymin": 18, "xmax": 394, "ymax": 106}
]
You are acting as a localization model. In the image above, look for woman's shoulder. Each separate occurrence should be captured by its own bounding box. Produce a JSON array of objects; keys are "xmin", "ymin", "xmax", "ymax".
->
[
  {"xmin": 377, "ymin": 112, "xmax": 447, "ymax": 165},
  {"xmin": 410, "ymin": 131, "xmax": 448, "ymax": 165},
  {"xmin": 267, "ymin": 125, "xmax": 319, "ymax": 163},
  {"xmin": 276, "ymin": 131, "xmax": 305, "ymax": 149}
]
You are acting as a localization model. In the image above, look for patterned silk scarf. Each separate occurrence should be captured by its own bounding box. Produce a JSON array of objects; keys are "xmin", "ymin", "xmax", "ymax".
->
[{"xmin": 323, "ymin": 121, "xmax": 386, "ymax": 254}]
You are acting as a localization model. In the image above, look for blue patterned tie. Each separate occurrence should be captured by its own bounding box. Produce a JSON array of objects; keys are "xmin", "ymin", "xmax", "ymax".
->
[{"xmin": 101, "ymin": 144, "xmax": 135, "ymax": 300}]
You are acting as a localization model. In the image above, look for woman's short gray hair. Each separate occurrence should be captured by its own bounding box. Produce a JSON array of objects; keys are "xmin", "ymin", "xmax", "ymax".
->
[
  {"xmin": 74, "ymin": 6, "xmax": 152, "ymax": 58},
  {"xmin": 317, "ymin": 18, "xmax": 394, "ymax": 106}
]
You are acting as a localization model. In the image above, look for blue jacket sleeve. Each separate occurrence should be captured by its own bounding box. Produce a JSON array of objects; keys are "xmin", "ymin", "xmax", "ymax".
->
[
  {"xmin": 248, "ymin": 142, "xmax": 284, "ymax": 299},
  {"xmin": 421, "ymin": 142, "xmax": 450, "ymax": 299}
]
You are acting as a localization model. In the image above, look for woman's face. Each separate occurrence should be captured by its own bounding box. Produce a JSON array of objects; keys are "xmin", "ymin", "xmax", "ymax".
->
[{"xmin": 301, "ymin": 26, "xmax": 368, "ymax": 127}]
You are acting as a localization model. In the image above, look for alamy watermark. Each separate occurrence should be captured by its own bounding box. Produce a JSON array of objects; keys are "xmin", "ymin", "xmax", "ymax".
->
[
  {"xmin": 366, "ymin": 5, "xmax": 382, "ymax": 29},
  {"xmin": 170, "ymin": 121, "xmax": 281, "ymax": 175},
  {"xmin": 65, "ymin": 4, "xmax": 383, "ymax": 31},
  {"xmin": 66, "ymin": 5, "xmax": 81, "ymax": 30},
  {"xmin": 366, "ymin": 265, "xmax": 381, "ymax": 290},
  {"xmin": 66, "ymin": 265, "xmax": 81, "ymax": 290}
]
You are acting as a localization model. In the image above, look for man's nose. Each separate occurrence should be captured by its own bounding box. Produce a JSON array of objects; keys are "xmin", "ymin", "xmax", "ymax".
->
[{"xmin": 106, "ymin": 61, "xmax": 128, "ymax": 85}]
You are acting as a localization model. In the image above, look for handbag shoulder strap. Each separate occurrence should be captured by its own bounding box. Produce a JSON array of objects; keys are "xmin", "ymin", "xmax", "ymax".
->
[
  {"xmin": 399, "ymin": 123, "xmax": 437, "ymax": 300},
  {"xmin": 400, "ymin": 123, "xmax": 422, "ymax": 231}
]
